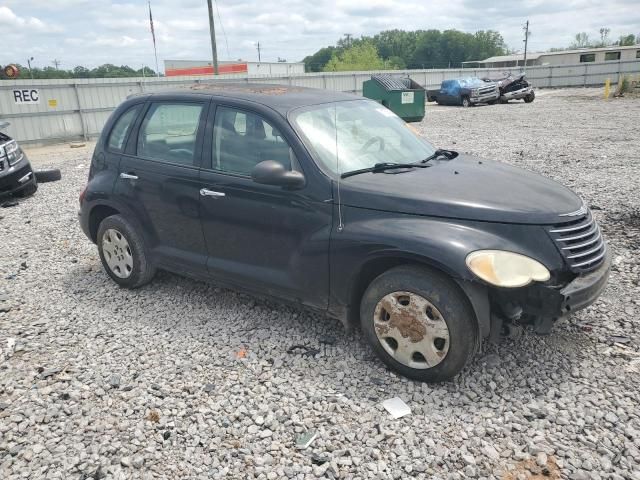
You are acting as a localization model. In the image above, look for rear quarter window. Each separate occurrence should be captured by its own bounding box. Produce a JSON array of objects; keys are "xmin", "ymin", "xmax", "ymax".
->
[
  {"xmin": 107, "ymin": 105, "xmax": 142, "ymax": 152},
  {"xmin": 137, "ymin": 103, "xmax": 204, "ymax": 166}
]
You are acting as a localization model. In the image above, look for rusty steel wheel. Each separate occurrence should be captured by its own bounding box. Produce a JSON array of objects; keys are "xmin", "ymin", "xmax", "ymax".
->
[
  {"xmin": 373, "ymin": 291, "xmax": 450, "ymax": 369},
  {"xmin": 360, "ymin": 265, "xmax": 478, "ymax": 382}
]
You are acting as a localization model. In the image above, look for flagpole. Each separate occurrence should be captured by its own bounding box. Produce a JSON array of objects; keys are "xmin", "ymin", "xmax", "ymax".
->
[{"xmin": 148, "ymin": 0, "xmax": 160, "ymax": 77}]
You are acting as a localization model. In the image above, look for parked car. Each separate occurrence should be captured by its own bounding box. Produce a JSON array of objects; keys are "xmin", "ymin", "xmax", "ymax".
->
[
  {"xmin": 79, "ymin": 84, "xmax": 610, "ymax": 382},
  {"xmin": 426, "ymin": 77, "xmax": 500, "ymax": 107},
  {"xmin": 483, "ymin": 73, "xmax": 535, "ymax": 103},
  {"xmin": 0, "ymin": 121, "xmax": 37, "ymax": 197}
]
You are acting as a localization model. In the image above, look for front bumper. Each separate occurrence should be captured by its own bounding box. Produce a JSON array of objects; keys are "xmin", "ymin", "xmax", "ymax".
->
[
  {"xmin": 470, "ymin": 90, "xmax": 500, "ymax": 104},
  {"xmin": 0, "ymin": 160, "xmax": 35, "ymax": 197},
  {"xmin": 558, "ymin": 247, "xmax": 611, "ymax": 315},
  {"xmin": 487, "ymin": 247, "xmax": 611, "ymax": 336},
  {"xmin": 502, "ymin": 87, "xmax": 533, "ymax": 101}
]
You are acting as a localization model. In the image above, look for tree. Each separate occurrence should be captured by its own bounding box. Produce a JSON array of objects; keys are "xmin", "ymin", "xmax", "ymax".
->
[
  {"xmin": 73, "ymin": 66, "xmax": 91, "ymax": 78},
  {"xmin": 305, "ymin": 28, "xmax": 508, "ymax": 72},
  {"xmin": 410, "ymin": 29, "xmax": 445, "ymax": 68},
  {"xmin": 1, "ymin": 63, "xmax": 159, "ymax": 80},
  {"xmin": 571, "ymin": 32, "xmax": 591, "ymax": 48},
  {"xmin": 303, "ymin": 46, "xmax": 338, "ymax": 72},
  {"xmin": 324, "ymin": 42, "xmax": 385, "ymax": 72},
  {"xmin": 618, "ymin": 34, "xmax": 636, "ymax": 46},
  {"xmin": 371, "ymin": 30, "xmax": 419, "ymax": 63},
  {"xmin": 598, "ymin": 27, "xmax": 611, "ymax": 47}
]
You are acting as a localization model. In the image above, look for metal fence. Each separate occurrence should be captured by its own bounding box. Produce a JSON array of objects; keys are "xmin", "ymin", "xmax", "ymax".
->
[{"xmin": 1, "ymin": 59, "xmax": 638, "ymax": 145}]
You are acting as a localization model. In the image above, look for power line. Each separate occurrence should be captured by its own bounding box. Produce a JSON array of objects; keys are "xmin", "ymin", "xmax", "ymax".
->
[{"xmin": 213, "ymin": 0, "xmax": 230, "ymax": 59}]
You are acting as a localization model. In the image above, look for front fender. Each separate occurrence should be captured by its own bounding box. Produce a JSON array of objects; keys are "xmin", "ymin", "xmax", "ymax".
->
[{"xmin": 329, "ymin": 206, "xmax": 563, "ymax": 329}]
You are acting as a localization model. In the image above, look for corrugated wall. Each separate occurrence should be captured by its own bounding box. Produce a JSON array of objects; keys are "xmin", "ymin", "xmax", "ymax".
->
[{"xmin": 1, "ymin": 60, "xmax": 638, "ymax": 145}]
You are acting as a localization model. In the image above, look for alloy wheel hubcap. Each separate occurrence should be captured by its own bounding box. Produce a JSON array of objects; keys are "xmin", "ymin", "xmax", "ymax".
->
[
  {"xmin": 102, "ymin": 228, "xmax": 133, "ymax": 279},
  {"xmin": 373, "ymin": 291, "xmax": 450, "ymax": 369}
]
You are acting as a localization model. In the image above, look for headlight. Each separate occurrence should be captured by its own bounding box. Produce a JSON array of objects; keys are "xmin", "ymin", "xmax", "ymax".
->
[
  {"xmin": 4, "ymin": 141, "xmax": 24, "ymax": 166},
  {"xmin": 466, "ymin": 250, "xmax": 550, "ymax": 288},
  {"xmin": 471, "ymin": 89, "xmax": 479, "ymax": 96}
]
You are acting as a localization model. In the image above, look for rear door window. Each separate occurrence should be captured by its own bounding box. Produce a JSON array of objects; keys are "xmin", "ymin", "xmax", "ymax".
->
[
  {"xmin": 108, "ymin": 105, "xmax": 142, "ymax": 152},
  {"xmin": 211, "ymin": 106, "xmax": 294, "ymax": 176},
  {"xmin": 137, "ymin": 103, "xmax": 204, "ymax": 165}
]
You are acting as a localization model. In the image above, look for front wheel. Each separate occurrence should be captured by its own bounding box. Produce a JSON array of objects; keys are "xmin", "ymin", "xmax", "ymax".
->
[
  {"xmin": 524, "ymin": 92, "xmax": 535, "ymax": 103},
  {"xmin": 360, "ymin": 265, "xmax": 478, "ymax": 382},
  {"xmin": 97, "ymin": 214, "xmax": 156, "ymax": 288},
  {"xmin": 461, "ymin": 96, "xmax": 471, "ymax": 107}
]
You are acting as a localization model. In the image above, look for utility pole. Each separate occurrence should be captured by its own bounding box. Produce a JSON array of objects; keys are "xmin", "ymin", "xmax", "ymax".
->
[
  {"xmin": 206, "ymin": 0, "xmax": 219, "ymax": 75},
  {"xmin": 344, "ymin": 33, "xmax": 352, "ymax": 47},
  {"xmin": 52, "ymin": 59, "xmax": 61, "ymax": 70},
  {"xmin": 522, "ymin": 20, "xmax": 530, "ymax": 71},
  {"xmin": 27, "ymin": 57, "xmax": 34, "ymax": 79},
  {"xmin": 256, "ymin": 42, "xmax": 261, "ymax": 62}
]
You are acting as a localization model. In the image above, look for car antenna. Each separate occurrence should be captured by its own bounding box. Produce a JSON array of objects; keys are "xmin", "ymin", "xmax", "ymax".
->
[{"xmin": 334, "ymin": 105, "xmax": 344, "ymax": 232}]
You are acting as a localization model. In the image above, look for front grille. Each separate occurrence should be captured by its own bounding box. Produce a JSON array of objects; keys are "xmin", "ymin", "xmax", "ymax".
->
[
  {"xmin": 547, "ymin": 211, "xmax": 606, "ymax": 273},
  {"xmin": 478, "ymin": 86, "xmax": 496, "ymax": 96},
  {"xmin": 0, "ymin": 159, "xmax": 4, "ymax": 171}
]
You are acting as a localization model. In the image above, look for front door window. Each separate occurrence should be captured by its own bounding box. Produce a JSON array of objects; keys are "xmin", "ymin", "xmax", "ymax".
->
[{"xmin": 212, "ymin": 106, "xmax": 294, "ymax": 175}]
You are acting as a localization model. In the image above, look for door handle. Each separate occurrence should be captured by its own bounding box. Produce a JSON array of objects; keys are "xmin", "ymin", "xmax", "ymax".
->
[
  {"xmin": 200, "ymin": 188, "xmax": 225, "ymax": 198},
  {"xmin": 120, "ymin": 172, "xmax": 138, "ymax": 180}
]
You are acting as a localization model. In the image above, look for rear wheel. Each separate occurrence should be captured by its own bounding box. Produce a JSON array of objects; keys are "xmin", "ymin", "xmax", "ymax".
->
[
  {"xmin": 461, "ymin": 96, "xmax": 471, "ymax": 107},
  {"xmin": 97, "ymin": 215, "xmax": 155, "ymax": 288},
  {"xmin": 360, "ymin": 265, "xmax": 478, "ymax": 382}
]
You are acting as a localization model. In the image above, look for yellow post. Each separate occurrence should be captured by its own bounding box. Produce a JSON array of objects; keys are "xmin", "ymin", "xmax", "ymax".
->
[{"xmin": 604, "ymin": 78, "xmax": 610, "ymax": 99}]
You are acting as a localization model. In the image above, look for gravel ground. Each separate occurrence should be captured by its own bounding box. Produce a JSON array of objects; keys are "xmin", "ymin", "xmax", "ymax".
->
[{"xmin": 1, "ymin": 87, "xmax": 639, "ymax": 480}]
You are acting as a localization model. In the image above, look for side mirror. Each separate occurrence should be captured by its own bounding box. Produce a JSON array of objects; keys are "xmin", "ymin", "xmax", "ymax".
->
[{"xmin": 251, "ymin": 160, "xmax": 305, "ymax": 189}]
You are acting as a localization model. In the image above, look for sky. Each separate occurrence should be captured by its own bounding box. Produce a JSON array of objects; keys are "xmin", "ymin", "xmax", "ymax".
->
[{"xmin": 1, "ymin": 0, "xmax": 638, "ymax": 71}]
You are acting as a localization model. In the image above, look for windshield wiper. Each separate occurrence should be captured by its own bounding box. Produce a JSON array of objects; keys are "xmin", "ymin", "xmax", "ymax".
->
[
  {"xmin": 341, "ymin": 162, "xmax": 429, "ymax": 179},
  {"xmin": 421, "ymin": 149, "xmax": 458, "ymax": 163}
]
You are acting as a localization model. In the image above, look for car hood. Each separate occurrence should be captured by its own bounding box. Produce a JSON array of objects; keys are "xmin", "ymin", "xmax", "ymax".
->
[{"xmin": 338, "ymin": 154, "xmax": 583, "ymax": 224}]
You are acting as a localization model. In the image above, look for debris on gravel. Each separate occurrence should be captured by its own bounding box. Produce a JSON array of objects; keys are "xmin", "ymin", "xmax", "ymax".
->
[{"xmin": 0, "ymin": 88, "xmax": 639, "ymax": 479}]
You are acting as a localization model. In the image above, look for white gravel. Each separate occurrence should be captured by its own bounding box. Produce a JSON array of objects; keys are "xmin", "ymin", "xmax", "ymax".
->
[{"xmin": 1, "ymin": 87, "xmax": 639, "ymax": 479}]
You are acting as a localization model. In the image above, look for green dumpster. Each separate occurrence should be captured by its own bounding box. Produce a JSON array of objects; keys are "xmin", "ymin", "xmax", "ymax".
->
[{"xmin": 362, "ymin": 74, "xmax": 425, "ymax": 122}]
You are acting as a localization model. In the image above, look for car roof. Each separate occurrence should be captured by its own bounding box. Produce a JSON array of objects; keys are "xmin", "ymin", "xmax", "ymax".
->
[{"xmin": 151, "ymin": 83, "xmax": 362, "ymax": 115}]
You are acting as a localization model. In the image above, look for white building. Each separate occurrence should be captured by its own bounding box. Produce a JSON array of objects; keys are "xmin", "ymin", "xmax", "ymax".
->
[{"xmin": 463, "ymin": 45, "xmax": 640, "ymax": 68}]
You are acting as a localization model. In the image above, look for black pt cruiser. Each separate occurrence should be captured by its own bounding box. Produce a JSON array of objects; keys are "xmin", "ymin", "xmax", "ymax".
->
[{"xmin": 78, "ymin": 84, "xmax": 610, "ymax": 382}]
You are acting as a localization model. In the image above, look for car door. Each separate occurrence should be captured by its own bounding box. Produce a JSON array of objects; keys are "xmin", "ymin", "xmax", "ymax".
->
[
  {"xmin": 438, "ymin": 81, "xmax": 451, "ymax": 104},
  {"xmin": 440, "ymin": 80, "xmax": 459, "ymax": 105},
  {"xmin": 113, "ymin": 97, "xmax": 210, "ymax": 275},
  {"xmin": 199, "ymin": 102, "xmax": 332, "ymax": 309}
]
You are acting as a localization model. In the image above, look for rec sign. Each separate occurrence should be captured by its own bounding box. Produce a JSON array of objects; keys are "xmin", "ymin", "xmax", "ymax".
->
[{"xmin": 13, "ymin": 89, "xmax": 40, "ymax": 105}]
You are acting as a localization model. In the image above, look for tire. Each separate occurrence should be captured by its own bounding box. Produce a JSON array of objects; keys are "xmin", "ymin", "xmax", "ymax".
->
[
  {"xmin": 96, "ymin": 214, "xmax": 156, "ymax": 288},
  {"xmin": 34, "ymin": 168, "xmax": 61, "ymax": 183},
  {"xmin": 360, "ymin": 265, "xmax": 478, "ymax": 382},
  {"xmin": 15, "ymin": 176, "xmax": 37, "ymax": 198},
  {"xmin": 524, "ymin": 92, "xmax": 535, "ymax": 103},
  {"xmin": 461, "ymin": 96, "xmax": 471, "ymax": 107}
]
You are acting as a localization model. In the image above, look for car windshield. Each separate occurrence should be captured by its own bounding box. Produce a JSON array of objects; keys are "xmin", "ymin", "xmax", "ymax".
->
[
  {"xmin": 459, "ymin": 77, "xmax": 485, "ymax": 87},
  {"xmin": 290, "ymin": 100, "xmax": 435, "ymax": 176}
]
